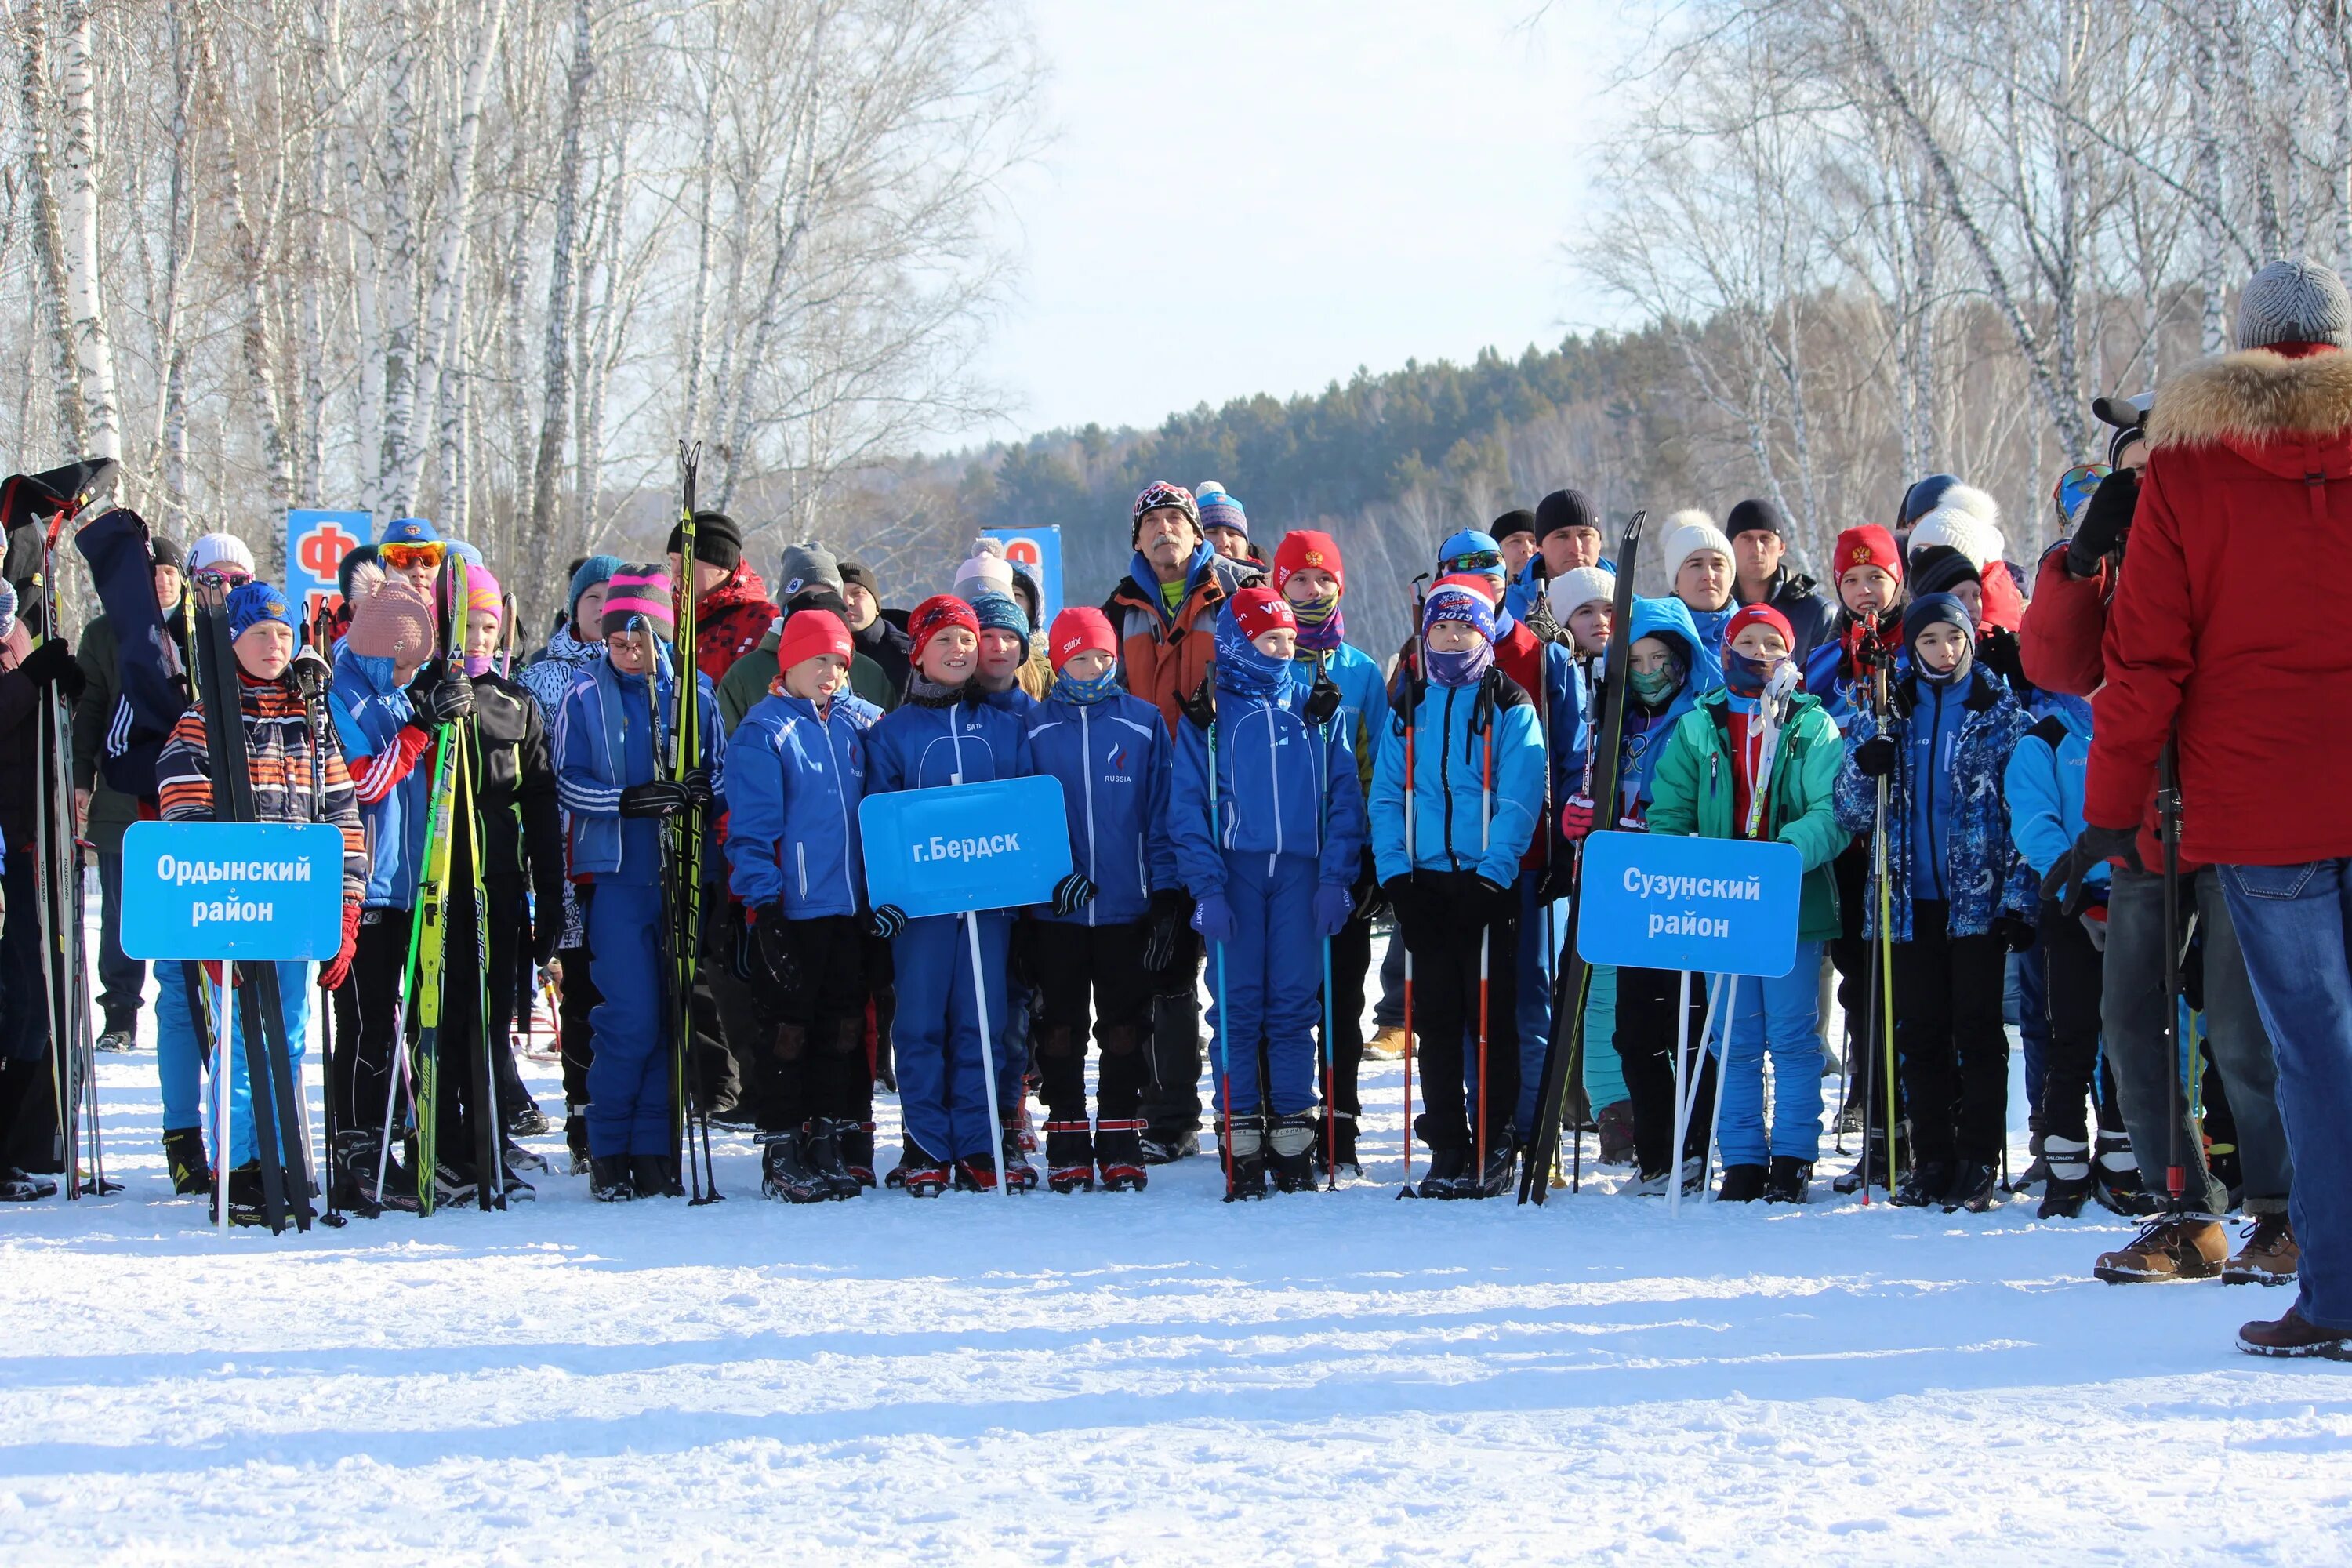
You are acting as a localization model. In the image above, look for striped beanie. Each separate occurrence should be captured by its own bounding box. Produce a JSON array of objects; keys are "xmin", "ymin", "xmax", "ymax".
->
[
  {"xmin": 1422, "ymin": 580, "xmax": 1495, "ymax": 641},
  {"xmin": 908, "ymin": 594, "xmax": 981, "ymax": 664},
  {"xmin": 1196, "ymin": 481, "xmax": 1247, "ymax": 539},
  {"xmin": 601, "ymin": 564, "xmax": 676, "ymax": 639},
  {"xmin": 969, "ymin": 589, "xmax": 1029, "ymax": 637},
  {"xmin": 2237, "ymin": 258, "xmax": 2352, "ymax": 351}
]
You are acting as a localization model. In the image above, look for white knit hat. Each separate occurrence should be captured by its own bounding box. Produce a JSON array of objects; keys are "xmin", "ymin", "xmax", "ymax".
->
[
  {"xmin": 1660, "ymin": 510, "xmax": 1735, "ymax": 583},
  {"xmin": 1906, "ymin": 484, "xmax": 2006, "ymax": 568},
  {"xmin": 187, "ymin": 532, "xmax": 256, "ymax": 577},
  {"xmin": 953, "ymin": 535, "xmax": 1015, "ymax": 599},
  {"xmin": 1545, "ymin": 565, "xmax": 1617, "ymax": 622}
]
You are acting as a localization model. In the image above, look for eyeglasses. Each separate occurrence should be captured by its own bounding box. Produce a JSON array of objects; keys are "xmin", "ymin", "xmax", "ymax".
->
[
  {"xmin": 382, "ymin": 542, "xmax": 445, "ymax": 571},
  {"xmin": 1439, "ymin": 548, "xmax": 1504, "ymax": 574}
]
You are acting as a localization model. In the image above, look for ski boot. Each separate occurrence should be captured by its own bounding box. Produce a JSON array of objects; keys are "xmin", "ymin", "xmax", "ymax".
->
[
  {"xmin": 1594, "ymin": 1099, "xmax": 1637, "ymax": 1167},
  {"xmin": 1764, "ymin": 1156, "xmax": 1813, "ymax": 1205},
  {"xmin": 505, "ymin": 1103, "xmax": 551, "ymax": 1138},
  {"xmin": 0, "ymin": 1168, "xmax": 48, "ymax": 1201},
  {"xmin": 1832, "ymin": 1132, "xmax": 1904, "ymax": 1196},
  {"xmin": 1410, "ymin": 1145, "xmax": 1468, "ymax": 1200},
  {"xmin": 999, "ymin": 1123, "xmax": 1040, "ymax": 1192},
  {"xmin": 96, "ymin": 1009, "xmax": 136, "ymax": 1053},
  {"xmin": 590, "ymin": 1155, "xmax": 636, "ymax": 1202},
  {"xmin": 2091, "ymin": 1132, "xmax": 2154, "ymax": 1215},
  {"xmin": 564, "ymin": 1114, "xmax": 591, "ymax": 1177},
  {"xmin": 1094, "ymin": 1120, "xmax": 1149, "ymax": 1192},
  {"xmin": 1715, "ymin": 1163, "xmax": 1768, "ymax": 1203},
  {"xmin": 760, "ymin": 1132, "xmax": 830, "ymax": 1204},
  {"xmin": 630, "ymin": 1153, "xmax": 683, "ymax": 1199},
  {"xmin": 1317, "ymin": 1109, "xmax": 1362, "ymax": 1181},
  {"xmin": 430, "ymin": 1159, "xmax": 481, "ymax": 1209},
  {"xmin": 1465, "ymin": 1132, "xmax": 1519, "ymax": 1199},
  {"xmin": 1944, "ymin": 1161, "xmax": 2001, "ymax": 1214},
  {"xmin": 1891, "ymin": 1160, "xmax": 1952, "ymax": 1209},
  {"xmin": 501, "ymin": 1137, "xmax": 550, "ymax": 1174},
  {"xmin": 801, "ymin": 1118, "xmax": 861, "ymax": 1200},
  {"xmin": 1013, "ymin": 1105, "xmax": 1040, "ymax": 1155},
  {"xmin": 953, "ymin": 1155, "xmax": 1000, "ymax": 1194},
  {"xmin": 225, "ymin": 1164, "xmax": 317, "ymax": 1228},
  {"xmin": 1626, "ymin": 1156, "xmax": 1703, "ymax": 1198},
  {"xmin": 1044, "ymin": 1118, "xmax": 1095, "ymax": 1194},
  {"xmin": 2035, "ymin": 1137, "xmax": 2092, "ymax": 1218},
  {"xmin": 1222, "ymin": 1114, "xmax": 1267, "ymax": 1200},
  {"xmin": 840, "ymin": 1121, "xmax": 877, "ymax": 1188},
  {"xmin": 326, "ymin": 1131, "xmax": 383, "ymax": 1218},
  {"xmin": 1267, "ymin": 1112, "xmax": 1319, "ymax": 1193},
  {"xmin": 162, "ymin": 1126, "xmax": 214, "ymax": 1196},
  {"xmin": 1139, "ymin": 1127, "xmax": 1199, "ymax": 1165},
  {"xmin": 498, "ymin": 1168, "xmax": 537, "ymax": 1203}
]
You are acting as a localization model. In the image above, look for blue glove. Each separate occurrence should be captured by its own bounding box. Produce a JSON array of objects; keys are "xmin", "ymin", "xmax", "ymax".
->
[
  {"xmin": 1191, "ymin": 891, "xmax": 1236, "ymax": 945},
  {"xmin": 1312, "ymin": 882, "xmax": 1353, "ymax": 938}
]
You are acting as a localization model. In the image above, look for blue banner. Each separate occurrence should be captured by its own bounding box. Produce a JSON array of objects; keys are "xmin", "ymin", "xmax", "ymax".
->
[
  {"xmin": 983, "ymin": 525, "xmax": 1062, "ymax": 626},
  {"xmin": 285, "ymin": 509, "xmax": 372, "ymax": 632},
  {"xmin": 1574, "ymin": 831, "xmax": 1802, "ymax": 978},
  {"xmin": 858, "ymin": 775, "xmax": 1073, "ymax": 920},
  {"xmin": 118, "ymin": 822, "xmax": 348, "ymax": 962}
]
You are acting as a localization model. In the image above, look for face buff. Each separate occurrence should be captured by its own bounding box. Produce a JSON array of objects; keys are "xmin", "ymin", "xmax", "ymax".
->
[{"xmin": 1290, "ymin": 591, "xmax": 1345, "ymax": 654}]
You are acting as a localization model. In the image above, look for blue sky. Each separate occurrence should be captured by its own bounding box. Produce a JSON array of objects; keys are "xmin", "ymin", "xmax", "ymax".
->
[{"xmin": 958, "ymin": 0, "xmax": 1635, "ymax": 445}]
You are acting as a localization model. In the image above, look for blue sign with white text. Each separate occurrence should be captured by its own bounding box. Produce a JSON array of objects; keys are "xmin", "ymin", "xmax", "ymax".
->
[
  {"xmin": 285, "ymin": 509, "xmax": 372, "ymax": 632},
  {"xmin": 983, "ymin": 525, "xmax": 1062, "ymax": 626},
  {"xmin": 1575, "ymin": 831, "xmax": 1802, "ymax": 977},
  {"xmin": 858, "ymin": 776, "xmax": 1073, "ymax": 920},
  {"xmin": 119, "ymin": 822, "xmax": 348, "ymax": 961}
]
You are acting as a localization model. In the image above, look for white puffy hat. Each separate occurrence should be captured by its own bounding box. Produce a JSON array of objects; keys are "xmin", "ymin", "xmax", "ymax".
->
[
  {"xmin": 1905, "ymin": 484, "xmax": 2006, "ymax": 568},
  {"xmin": 186, "ymin": 532, "xmax": 256, "ymax": 576},
  {"xmin": 1660, "ymin": 510, "xmax": 1736, "ymax": 583},
  {"xmin": 1545, "ymin": 565, "xmax": 1617, "ymax": 622}
]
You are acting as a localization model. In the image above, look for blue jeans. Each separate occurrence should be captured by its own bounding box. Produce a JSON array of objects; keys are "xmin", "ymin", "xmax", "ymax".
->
[
  {"xmin": 1706, "ymin": 941, "xmax": 1827, "ymax": 1166},
  {"xmin": 154, "ymin": 960, "xmax": 311, "ymax": 1167},
  {"xmin": 153, "ymin": 960, "xmax": 216, "ymax": 1133},
  {"xmin": 2220, "ymin": 861, "xmax": 2352, "ymax": 1333}
]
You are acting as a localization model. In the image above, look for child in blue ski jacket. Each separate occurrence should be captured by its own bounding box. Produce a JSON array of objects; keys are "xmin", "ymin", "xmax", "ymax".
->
[
  {"xmin": 1370, "ymin": 578, "xmax": 1546, "ymax": 1199},
  {"xmin": 1836, "ymin": 593, "xmax": 2033, "ymax": 1213},
  {"xmin": 553, "ymin": 566, "xmax": 724, "ymax": 1202},
  {"xmin": 1277, "ymin": 528, "xmax": 1388, "ymax": 1175},
  {"xmin": 1561, "ymin": 593, "xmax": 1722, "ymax": 1196},
  {"xmin": 1171, "ymin": 586, "xmax": 1367, "ymax": 1199},
  {"xmin": 724, "ymin": 607, "xmax": 881, "ymax": 1204},
  {"xmin": 1022, "ymin": 606, "xmax": 1177, "ymax": 1193},
  {"xmin": 863, "ymin": 594, "xmax": 1036, "ymax": 1196}
]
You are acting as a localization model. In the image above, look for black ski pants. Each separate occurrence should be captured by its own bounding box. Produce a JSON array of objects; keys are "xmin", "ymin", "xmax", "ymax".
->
[
  {"xmin": 1613, "ymin": 963, "xmax": 1719, "ymax": 1181},
  {"xmin": 746, "ymin": 913, "xmax": 874, "ymax": 1133},
  {"xmin": 336, "ymin": 908, "xmax": 413, "ymax": 1135},
  {"xmin": 2034, "ymin": 897, "xmax": 2122, "ymax": 1145},
  {"xmin": 1892, "ymin": 899, "xmax": 2009, "ymax": 1166},
  {"xmin": 1032, "ymin": 918, "xmax": 1153, "ymax": 1124},
  {"xmin": 1402, "ymin": 871, "xmax": 1520, "ymax": 1152}
]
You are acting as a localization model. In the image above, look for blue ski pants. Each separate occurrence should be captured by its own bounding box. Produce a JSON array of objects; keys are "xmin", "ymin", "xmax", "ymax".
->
[
  {"xmin": 585, "ymin": 880, "xmax": 673, "ymax": 1158},
  {"xmin": 1207, "ymin": 851, "xmax": 1319, "ymax": 1120},
  {"xmin": 892, "ymin": 910, "xmax": 1012, "ymax": 1161},
  {"xmin": 1705, "ymin": 940, "xmax": 1826, "ymax": 1166},
  {"xmin": 154, "ymin": 959, "xmax": 311, "ymax": 1167}
]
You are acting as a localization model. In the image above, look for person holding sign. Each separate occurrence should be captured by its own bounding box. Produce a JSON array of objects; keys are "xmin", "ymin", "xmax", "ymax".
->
[
  {"xmin": 154, "ymin": 582, "xmax": 366, "ymax": 1220},
  {"xmin": 1834, "ymin": 592, "xmax": 2034, "ymax": 1213},
  {"xmin": 1645, "ymin": 604, "xmax": 1845, "ymax": 1203},
  {"xmin": 554, "ymin": 567, "xmax": 726, "ymax": 1203},
  {"xmin": 1172, "ymin": 587, "xmax": 1366, "ymax": 1200},
  {"xmin": 1370, "ymin": 579, "xmax": 1543, "ymax": 1199},
  {"xmin": 865, "ymin": 594, "xmax": 1036, "ymax": 1196},
  {"xmin": 1022, "ymin": 607, "xmax": 1176, "ymax": 1193},
  {"xmin": 724, "ymin": 607, "xmax": 884, "ymax": 1203}
]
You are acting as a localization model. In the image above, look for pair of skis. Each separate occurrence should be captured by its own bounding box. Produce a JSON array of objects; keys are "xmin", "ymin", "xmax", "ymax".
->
[{"xmin": 659, "ymin": 443, "xmax": 720, "ymax": 1204}]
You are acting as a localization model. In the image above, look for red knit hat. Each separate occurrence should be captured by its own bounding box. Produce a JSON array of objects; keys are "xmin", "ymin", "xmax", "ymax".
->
[
  {"xmin": 1833, "ymin": 524, "xmax": 1902, "ymax": 583},
  {"xmin": 775, "ymin": 608, "xmax": 852, "ymax": 676},
  {"xmin": 1047, "ymin": 606, "xmax": 1116, "ymax": 673},
  {"xmin": 1229, "ymin": 585, "xmax": 1295, "ymax": 643},
  {"xmin": 907, "ymin": 594, "xmax": 981, "ymax": 664},
  {"xmin": 1272, "ymin": 530, "xmax": 1345, "ymax": 597},
  {"xmin": 1724, "ymin": 602, "xmax": 1795, "ymax": 652}
]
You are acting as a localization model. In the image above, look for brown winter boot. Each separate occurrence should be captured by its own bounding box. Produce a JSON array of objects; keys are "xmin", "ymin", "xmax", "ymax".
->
[
  {"xmin": 2093, "ymin": 1215, "xmax": 2230, "ymax": 1283},
  {"xmin": 1363, "ymin": 1025, "xmax": 1407, "ymax": 1062},
  {"xmin": 2237, "ymin": 1307, "xmax": 2352, "ymax": 1359},
  {"xmin": 2222, "ymin": 1214, "xmax": 2299, "ymax": 1287}
]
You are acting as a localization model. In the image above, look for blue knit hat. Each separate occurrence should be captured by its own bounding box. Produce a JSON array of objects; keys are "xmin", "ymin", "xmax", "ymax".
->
[
  {"xmin": 446, "ymin": 539, "xmax": 485, "ymax": 569},
  {"xmin": 1196, "ymin": 481, "xmax": 1247, "ymax": 539},
  {"xmin": 969, "ymin": 589, "xmax": 1030, "ymax": 637},
  {"xmin": 379, "ymin": 517, "xmax": 440, "ymax": 546},
  {"xmin": 227, "ymin": 581, "xmax": 294, "ymax": 641},
  {"xmin": 568, "ymin": 554, "xmax": 624, "ymax": 619},
  {"xmin": 1436, "ymin": 528, "xmax": 1506, "ymax": 587},
  {"xmin": 1422, "ymin": 581, "xmax": 1495, "ymax": 642}
]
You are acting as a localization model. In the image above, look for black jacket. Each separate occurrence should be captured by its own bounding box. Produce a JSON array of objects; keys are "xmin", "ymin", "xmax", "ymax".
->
[
  {"xmin": 1740, "ymin": 568, "xmax": 1835, "ymax": 663},
  {"xmin": 854, "ymin": 613, "xmax": 913, "ymax": 699},
  {"xmin": 466, "ymin": 669, "xmax": 565, "ymax": 912}
]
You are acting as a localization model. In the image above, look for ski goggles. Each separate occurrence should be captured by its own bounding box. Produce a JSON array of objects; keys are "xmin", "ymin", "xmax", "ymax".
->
[
  {"xmin": 190, "ymin": 564, "xmax": 252, "ymax": 590},
  {"xmin": 381, "ymin": 541, "xmax": 446, "ymax": 572},
  {"xmin": 2052, "ymin": 463, "xmax": 2110, "ymax": 528},
  {"xmin": 1437, "ymin": 546, "xmax": 1504, "ymax": 575}
]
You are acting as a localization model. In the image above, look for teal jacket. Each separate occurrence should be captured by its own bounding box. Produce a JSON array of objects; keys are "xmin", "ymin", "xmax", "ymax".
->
[{"xmin": 1645, "ymin": 688, "xmax": 1846, "ymax": 942}]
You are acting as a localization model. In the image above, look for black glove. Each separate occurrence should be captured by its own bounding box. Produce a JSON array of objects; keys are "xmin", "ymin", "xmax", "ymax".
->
[
  {"xmin": 19, "ymin": 637, "xmax": 85, "ymax": 699},
  {"xmin": 753, "ymin": 906, "xmax": 800, "ymax": 993},
  {"xmin": 1141, "ymin": 887, "xmax": 1189, "ymax": 971},
  {"xmin": 1301, "ymin": 666, "xmax": 1343, "ymax": 727},
  {"xmin": 530, "ymin": 904, "xmax": 564, "ymax": 967},
  {"xmin": 681, "ymin": 767, "xmax": 716, "ymax": 808},
  {"xmin": 289, "ymin": 647, "xmax": 332, "ymax": 702},
  {"xmin": 1350, "ymin": 871, "xmax": 1388, "ymax": 924},
  {"xmin": 1179, "ymin": 674, "xmax": 1217, "ymax": 731},
  {"xmin": 1050, "ymin": 871, "xmax": 1097, "ymax": 917},
  {"xmin": 1475, "ymin": 874, "xmax": 1517, "ymax": 924},
  {"xmin": 1989, "ymin": 913, "xmax": 2037, "ymax": 953},
  {"xmin": 1852, "ymin": 735, "xmax": 1897, "ymax": 779},
  {"xmin": 2042, "ymin": 823, "xmax": 2145, "ymax": 916},
  {"xmin": 618, "ymin": 780, "xmax": 689, "ymax": 818},
  {"xmin": 2067, "ymin": 467, "xmax": 2139, "ymax": 578},
  {"xmin": 411, "ymin": 666, "xmax": 473, "ymax": 724},
  {"xmin": 869, "ymin": 903, "xmax": 907, "ymax": 940}
]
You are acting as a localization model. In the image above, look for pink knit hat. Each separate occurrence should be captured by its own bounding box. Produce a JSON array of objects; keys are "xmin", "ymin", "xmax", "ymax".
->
[
  {"xmin": 343, "ymin": 560, "xmax": 438, "ymax": 662},
  {"xmin": 600, "ymin": 564, "xmax": 676, "ymax": 639}
]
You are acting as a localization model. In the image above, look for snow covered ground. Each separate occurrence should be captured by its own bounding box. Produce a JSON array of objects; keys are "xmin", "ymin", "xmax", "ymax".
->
[{"xmin": 5, "ymin": 938, "xmax": 2351, "ymax": 1564}]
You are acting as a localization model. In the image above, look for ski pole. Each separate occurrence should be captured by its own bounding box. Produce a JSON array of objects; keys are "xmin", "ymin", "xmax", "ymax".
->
[
  {"xmin": 2159, "ymin": 739, "xmax": 2186, "ymax": 1208},
  {"xmin": 1872, "ymin": 650, "xmax": 1898, "ymax": 1197},
  {"xmin": 965, "ymin": 909, "xmax": 1011, "ymax": 1197},
  {"xmin": 1203, "ymin": 703, "xmax": 1235, "ymax": 1196},
  {"xmin": 1667, "ymin": 967, "xmax": 1693, "ymax": 1219},
  {"xmin": 1475, "ymin": 712, "xmax": 1493, "ymax": 1191},
  {"xmin": 1321, "ymin": 935, "xmax": 1338, "ymax": 1190},
  {"xmin": 1702, "ymin": 975, "xmax": 1737, "ymax": 1204},
  {"xmin": 1398, "ymin": 572, "xmax": 1428, "ymax": 1181}
]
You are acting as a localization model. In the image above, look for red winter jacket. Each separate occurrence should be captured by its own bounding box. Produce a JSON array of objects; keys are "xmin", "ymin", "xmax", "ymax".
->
[
  {"xmin": 688, "ymin": 564, "xmax": 774, "ymax": 686},
  {"xmin": 2085, "ymin": 346, "xmax": 2352, "ymax": 866}
]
